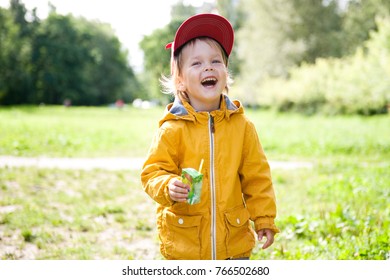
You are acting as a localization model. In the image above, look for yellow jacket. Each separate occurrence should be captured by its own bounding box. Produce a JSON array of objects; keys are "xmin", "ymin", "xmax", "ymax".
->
[{"xmin": 141, "ymin": 95, "xmax": 279, "ymax": 260}]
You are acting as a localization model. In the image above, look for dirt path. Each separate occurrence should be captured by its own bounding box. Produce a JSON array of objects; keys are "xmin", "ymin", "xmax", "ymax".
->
[{"xmin": 0, "ymin": 156, "xmax": 313, "ymax": 170}]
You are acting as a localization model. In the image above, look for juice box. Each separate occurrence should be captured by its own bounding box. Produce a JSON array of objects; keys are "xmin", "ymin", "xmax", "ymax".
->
[{"xmin": 181, "ymin": 168, "xmax": 203, "ymax": 205}]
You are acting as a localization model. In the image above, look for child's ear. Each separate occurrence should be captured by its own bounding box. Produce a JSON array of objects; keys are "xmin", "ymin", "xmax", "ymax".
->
[{"xmin": 178, "ymin": 82, "xmax": 186, "ymax": 91}]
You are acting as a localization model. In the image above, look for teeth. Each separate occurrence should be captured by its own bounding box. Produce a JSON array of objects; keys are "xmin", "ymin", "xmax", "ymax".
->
[{"xmin": 201, "ymin": 77, "xmax": 217, "ymax": 83}]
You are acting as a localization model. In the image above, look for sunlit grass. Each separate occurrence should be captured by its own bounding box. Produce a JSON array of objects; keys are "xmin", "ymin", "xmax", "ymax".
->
[
  {"xmin": 245, "ymin": 109, "xmax": 390, "ymax": 161},
  {"xmin": 0, "ymin": 105, "xmax": 389, "ymax": 260},
  {"xmin": 1, "ymin": 105, "xmax": 389, "ymax": 161},
  {"xmin": 0, "ymin": 105, "xmax": 162, "ymax": 157},
  {"xmin": 1, "ymin": 160, "xmax": 388, "ymax": 260},
  {"xmin": 0, "ymin": 167, "xmax": 160, "ymax": 260},
  {"xmin": 252, "ymin": 160, "xmax": 389, "ymax": 260}
]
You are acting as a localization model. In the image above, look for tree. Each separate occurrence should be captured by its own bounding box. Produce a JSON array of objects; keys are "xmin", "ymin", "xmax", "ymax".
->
[
  {"xmin": 0, "ymin": 7, "xmax": 14, "ymax": 103},
  {"xmin": 341, "ymin": 0, "xmax": 390, "ymax": 55},
  {"xmin": 140, "ymin": 2, "xmax": 198, "ymax": 103},
  {"xmin": 74, "ymin": 18, "xmax": 143, "ymax": 104},
  {"xmin": 0, "ymin": 1, "xmax": 141, "ymax": 105},
  {"xmin": 31, "ymin": 13, "xmax": 86, "ymax": 104},
  {"xmin": 217, "ymin": 0, "xmax": 245, "ymax": 77},
  {"xmin": 31, "ymin": 11, "xmax": 141, "ymax": 105},
  {"xmin": 290, "ymin": 0, "xmax": 343, "ymax": 62},
  {"xmin": 139, "ymin": 19, "xmax": 182, "ymax": 102},
  {"xmin": 234, "ymin": 0, "xmax": 343, "ymax": 104},
  {"xmin": 0, "ymin": 0, "xmax": 38, "ymax": 104},
  {"xmin": 170, "ymin": 0, "xmax": 196, "ymax": 20}
]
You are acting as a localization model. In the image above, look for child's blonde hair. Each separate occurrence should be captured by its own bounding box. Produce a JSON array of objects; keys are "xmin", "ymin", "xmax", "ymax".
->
[{"xmin": 160, "ymin": 37, "xmax": 233, "ymax": 103}]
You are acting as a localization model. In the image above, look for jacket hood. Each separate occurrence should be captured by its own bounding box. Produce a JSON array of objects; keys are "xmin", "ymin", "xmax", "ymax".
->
[{"xmin": 159, "ymin": 94, "xmax": 243, "ymax": 127}]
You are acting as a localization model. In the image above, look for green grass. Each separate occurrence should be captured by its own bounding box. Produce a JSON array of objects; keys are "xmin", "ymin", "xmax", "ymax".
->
[
  {"xmin": 245, "ymin": 110, "xmax": 390, "ymax": 161},
  {"xmin": 0, "ymin": 167, "xmax": 160, "ymax": 260},
  {"xmin": 252, "ymin": 160, "xmax": 389, "ymax": 260},
  {"xmin": 0, "ymin": 105, "xmax": 389, "ymax": 259},
  {"xmin": 0, "ymin": 105, "xmax": 162, "ymax": 157},
  {"xmin": 1, "ymin": 105, "xmax": 389, "ymax": 160}
]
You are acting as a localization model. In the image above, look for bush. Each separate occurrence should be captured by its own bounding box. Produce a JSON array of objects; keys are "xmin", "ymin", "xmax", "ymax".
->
[{"xmin": 256, "ymin": 17, "xmax": 390, "ymax": 115}]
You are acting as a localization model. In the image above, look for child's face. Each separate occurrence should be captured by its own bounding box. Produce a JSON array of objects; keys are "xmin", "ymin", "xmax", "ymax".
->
[{"xmin": 178, "ymin": 39, "xmax": 228, "ymax": 112}]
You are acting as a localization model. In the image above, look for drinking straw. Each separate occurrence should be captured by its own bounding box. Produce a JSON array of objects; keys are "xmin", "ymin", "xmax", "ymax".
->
[{"xmin": 198, "ymin": 159, "xmax": 204, "ymax": 173}]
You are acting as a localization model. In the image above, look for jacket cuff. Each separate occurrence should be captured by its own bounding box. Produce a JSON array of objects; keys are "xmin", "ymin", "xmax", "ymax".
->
[{"xmin": 254, "ymin": 217, "xmax": 280, "ymax": 233}]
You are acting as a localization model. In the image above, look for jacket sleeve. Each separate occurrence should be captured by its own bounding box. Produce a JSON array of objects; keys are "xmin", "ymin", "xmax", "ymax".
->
[
  {"xmin": 240, "ymin": 121, "xmax": 280, "ymax": 233},
  {"xmin": 141, "ymin": 124, "xmax": 181, "ymax": 207}
]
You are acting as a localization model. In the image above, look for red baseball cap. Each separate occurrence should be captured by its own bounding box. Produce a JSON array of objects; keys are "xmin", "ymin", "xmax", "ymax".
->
[{"xmin": 166, "ymin": 13, "xmax": 234, "ymax": 57}]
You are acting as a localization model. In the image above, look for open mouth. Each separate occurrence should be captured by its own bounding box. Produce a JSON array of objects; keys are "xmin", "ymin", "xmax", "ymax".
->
[{"xmin": 201, "ymin": 77, "xmax": 217, "ymax": 87}]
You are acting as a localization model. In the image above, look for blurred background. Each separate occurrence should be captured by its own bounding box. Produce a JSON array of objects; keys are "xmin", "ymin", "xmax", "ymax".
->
[
  {"xmin": 0, "ymin": 0, "xmax": 389, "ymax": 260},
  {"xmin": 0, "ymin": 0, "xmax": 389, "ymax": 114}
]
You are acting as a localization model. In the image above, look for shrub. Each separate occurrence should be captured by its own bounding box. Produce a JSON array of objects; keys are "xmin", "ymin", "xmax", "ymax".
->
[{"xmin": 256, "ymin": 17, "xmax": 390, "ymax": 115}]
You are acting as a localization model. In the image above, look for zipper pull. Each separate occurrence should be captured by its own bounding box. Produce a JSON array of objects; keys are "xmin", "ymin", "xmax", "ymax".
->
[{"xmin": 210, "ymin": 115, "xmax": 215, "ymax": 133}]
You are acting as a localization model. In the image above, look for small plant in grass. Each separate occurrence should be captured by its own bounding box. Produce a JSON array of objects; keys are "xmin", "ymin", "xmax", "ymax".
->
[{"xmin": 21, "ymin": 228, "xmax": 35, "ymax": 242}]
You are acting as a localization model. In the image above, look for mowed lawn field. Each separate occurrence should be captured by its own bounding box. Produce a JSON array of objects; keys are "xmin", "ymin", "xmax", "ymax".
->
[{"xmin": 0, "ymin": 105, "xmax": 389, "ymax": 259}]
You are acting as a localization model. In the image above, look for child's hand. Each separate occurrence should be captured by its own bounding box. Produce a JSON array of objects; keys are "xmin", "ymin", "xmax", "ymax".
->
[
  {"xmin": 257, "ymin": 229, "xmax": 275, "ymax": 249},
  {"xmin": 168, "ymin": 178, "xmax": 190, "ymax": 202}
]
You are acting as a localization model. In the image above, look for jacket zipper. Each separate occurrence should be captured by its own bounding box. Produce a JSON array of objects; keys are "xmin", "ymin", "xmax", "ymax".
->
[{"xmin": 209, "ymin": 114, "xmax": 216, "ymax": 259}]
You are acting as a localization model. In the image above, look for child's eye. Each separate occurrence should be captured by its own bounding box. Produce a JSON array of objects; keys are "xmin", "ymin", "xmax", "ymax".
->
[
  {"xmin": 191, "ymin": 61, "xmax": 201, "ymax": 66},
  {"xmin": 212, "ymin": 60, "xmax": 222, "ymax": 64}
]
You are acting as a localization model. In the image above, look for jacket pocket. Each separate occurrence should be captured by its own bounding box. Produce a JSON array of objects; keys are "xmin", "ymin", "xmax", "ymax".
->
[
  {"xmin": 224, "ymin": 207, "xmax": 255, "ymax": 257},
  {"xmin": 161, "ymin": 211, "xmax": 203, "ymax": 259}
]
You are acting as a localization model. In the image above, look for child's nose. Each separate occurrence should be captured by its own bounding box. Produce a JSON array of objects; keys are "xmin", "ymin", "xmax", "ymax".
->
[{"xmin": 204, "ymin": 64, "xmax": 214, "ymax": 71}]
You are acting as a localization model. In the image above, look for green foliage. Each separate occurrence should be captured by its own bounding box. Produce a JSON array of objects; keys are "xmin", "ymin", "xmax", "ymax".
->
[
  {"xmin": 341, "ymin": 0, "xmax": 390, "ymax": 55},
  {"xmin": 233, "ymin": 0, "xmax": 390, "ymax": 109},
  {"xmin": 255, "ymin": 17, "xmax": 390, "ymax": 115},
  {"xmin": 0, "ymin": 2, "xmax": 36, "ymax": 104},
  {"xmin": 288, "ymin": 0, "xmax": 344, "ymax": 62},
  {"xmin": 170, "ymin": 1, "xmax": 196, "ymax": 20},
  {"xmin": 252, "ymin": 162, "xmax": 389, "ymax": 260},
  {"xmin": 139, "ymin": 19, "xmax": 182, "ymax": 102},
  {"xmin": 234, "ymin": 0, "xmax": 343, "ymax": 104},
  {"xmin": 0, "ymin": 1, "xmax": 142, "ymax": 105},
  {"xmin": 21, "ymin": 228, "xmax": 35, "ymax": 242},
  {"xmin": 216, "ymin": 0, "xmax": 244, "ymax": 77},
  {"xmin": 31, "ymin": 14, "xmax": 88, "ymax": 104},
  {"xmin": 139, "ymin": 1, "xmax": 203, "ymax": 102},
  {"xmin": 31, "ymin": 14, "xmax": 142, "ymax": 105}
]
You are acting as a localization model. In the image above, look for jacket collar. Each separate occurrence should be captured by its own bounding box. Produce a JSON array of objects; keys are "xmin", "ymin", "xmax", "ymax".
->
[{"xmin": 159, "ymin": 94, "xmax": 243, "ymax": 127}]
